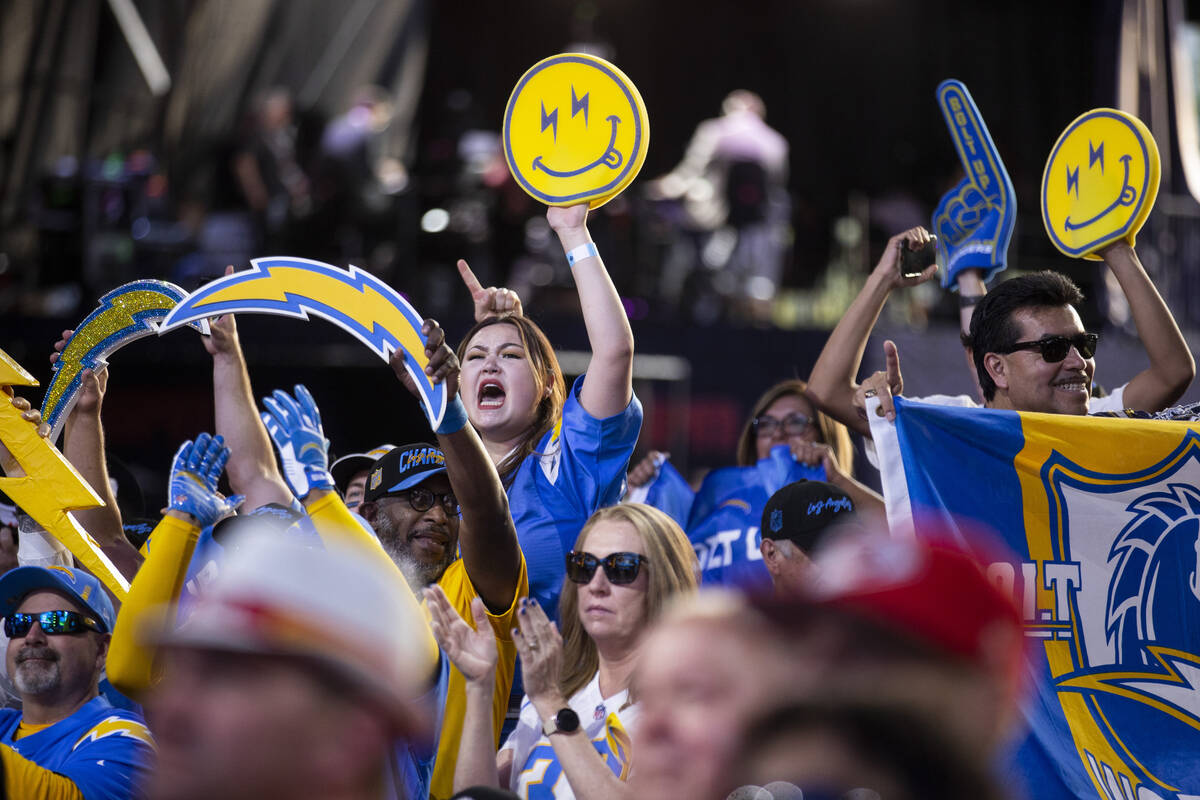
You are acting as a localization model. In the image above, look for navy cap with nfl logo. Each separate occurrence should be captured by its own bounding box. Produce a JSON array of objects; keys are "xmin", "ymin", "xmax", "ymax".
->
[
  {"xmin": 363, "ymin": 444, "xmax": 448, "ymax": 503},
  {"xmin": 761, "ymin": 479, "xmax": 858, "ymax": 556}
]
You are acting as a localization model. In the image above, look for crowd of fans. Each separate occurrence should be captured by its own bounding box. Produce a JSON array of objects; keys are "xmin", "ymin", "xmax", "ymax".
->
[{"xmin": 0, "ymin": 179, "xmax": 1194, "ymax": 800}]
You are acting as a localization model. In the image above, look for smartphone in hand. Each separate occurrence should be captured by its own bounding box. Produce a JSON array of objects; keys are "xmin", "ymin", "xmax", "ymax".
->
[{"xmin": 898, "ymin": 236, "xmax": 938, "ymax": 278}]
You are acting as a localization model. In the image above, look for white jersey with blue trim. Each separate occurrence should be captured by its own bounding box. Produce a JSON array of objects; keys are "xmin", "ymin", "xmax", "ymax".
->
[
  {"xmin": 502, "ymin": 672, "xmax": 636, "ymax": 800},
  {"xmin": 0, "ymin": 695, "xmax": 154, "ymax": 800},
  {"xmin": 506, "ymin": 375, "xmax": 641, "ymax": 614}
]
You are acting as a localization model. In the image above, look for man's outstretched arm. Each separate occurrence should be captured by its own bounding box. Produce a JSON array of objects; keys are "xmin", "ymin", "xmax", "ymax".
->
[
  {"xmin": 1100, "ymin": 242, "xmax": 1194, "ymax": 411},
  {"xmin": 807, "ymin": 228, "xmax": 937, "ymax": 438}
]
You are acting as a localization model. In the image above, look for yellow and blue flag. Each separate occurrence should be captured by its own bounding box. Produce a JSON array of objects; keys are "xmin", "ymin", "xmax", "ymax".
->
[{"xmin": 875, "ymin": 397, "xmax": 1200, "ymax": 800}]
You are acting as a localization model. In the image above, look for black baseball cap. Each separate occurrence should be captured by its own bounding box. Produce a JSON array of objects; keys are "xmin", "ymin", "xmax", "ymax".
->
[
  {"xmin": 761, "ymin": 480, "xmax": 857, "ymax": 554},
  {"xmin": 364, "ymin": 444, "xmax": 448, "ymax": 503},
  {"xmin": 212, "ymin": 503, "xmax": 306, "ymax": 546}
]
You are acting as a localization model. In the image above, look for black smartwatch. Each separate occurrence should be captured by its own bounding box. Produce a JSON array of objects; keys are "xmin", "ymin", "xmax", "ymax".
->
[{"xmin": 542, "ymin": 708, "xmax": 581, "ymax": 736}]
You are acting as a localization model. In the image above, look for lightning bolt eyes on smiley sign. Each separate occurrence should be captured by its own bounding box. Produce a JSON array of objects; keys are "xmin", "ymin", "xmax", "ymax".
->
[
  {"xmin": 158, "ymin": 257, "xmax": 447, "ymax": 430},
  {"xmin": 1041, "ymin": 109, "xmax": 1160, "ymax": 260},
  {"xmin": 0, "ymin": 350, "xmax": 130, "ymax": 600},
  {"xmin": 503, "ymin": 53, "xmax": 649, "ymax": 209},
  {"xmin": 40, "ymin": 280, "xmax": 210, "ymax": 443}
]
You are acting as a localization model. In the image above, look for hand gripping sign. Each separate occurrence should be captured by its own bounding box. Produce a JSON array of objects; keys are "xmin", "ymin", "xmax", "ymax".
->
[
  {"xmin": 159, "ymin": 258, "xmax": 447, "ymax": 430},
  {"xmin": 503, "ymin": 52, "xmax": 649, "ymax": 209},
  {"xmin": 40, "ymin": 279, "xmax": 209, "ymax": 443},
  {"xmin": 931, "ymin": 80, "xmax": 1017, "ymax": 289},
  {"xmin": 0, "ymin": 350, "xmax": 129, "ymax": 599},
  {"xmin": 1041, "ymin": 108, "xmax": 1160, "ymax": 260}
]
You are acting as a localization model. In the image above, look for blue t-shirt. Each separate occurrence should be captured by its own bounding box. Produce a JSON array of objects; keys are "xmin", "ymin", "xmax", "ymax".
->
[
  {"xmin": 507, "ymin": 375, "xmax": 642, "ymax": 615},
  {"xmin": 0, "ymin": 695, "xmax": 154, "ymax": 800}
]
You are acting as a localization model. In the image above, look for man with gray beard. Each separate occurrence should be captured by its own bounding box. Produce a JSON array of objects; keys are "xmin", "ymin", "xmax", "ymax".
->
[{"xmin": 0, "ymin": 565, "xmax": 154, "ymax": 797}]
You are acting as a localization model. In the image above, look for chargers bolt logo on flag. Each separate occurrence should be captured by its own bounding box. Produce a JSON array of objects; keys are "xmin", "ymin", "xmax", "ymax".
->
[{"xmin": 503, "ymin": 53, "xmax": 649, "ymax": 209}]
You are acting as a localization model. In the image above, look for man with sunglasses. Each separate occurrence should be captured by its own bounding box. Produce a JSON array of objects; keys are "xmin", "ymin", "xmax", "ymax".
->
[
  {"xmin": 0, "ymin": 565, "xmax": 153, "ymax": 799},
  {"xmin": 808, "ymin": 234, "xmax": 1193, "ymax": 429}
]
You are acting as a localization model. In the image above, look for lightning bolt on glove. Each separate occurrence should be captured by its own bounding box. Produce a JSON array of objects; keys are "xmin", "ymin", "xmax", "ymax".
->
[
  {"xmin": 260, "ymin": 384, "xmax": 334, "ymax": 500},
  {"xmin": 168, "ymin": 433, "xmax": 243, "ymax": 527}
]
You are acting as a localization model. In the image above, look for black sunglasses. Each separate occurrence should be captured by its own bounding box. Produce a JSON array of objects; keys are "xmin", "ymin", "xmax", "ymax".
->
[
  {"xmin": 565, "ymin": 551, "xmax": 648, "ymax": 585},
  {"xmin": 5, "ymin": 610, "xmax": 103, "ymax": 638},
  {"xmin": 999, "ymin": 333, "xmax": 1098, "ymax": 363},
  {"xmin": 753, "ymin": 413, "xmax": 813, "ymax": 437},
  {"xmin": 386, "ymin": 487, "xmax": 460, "ymax": 516}
]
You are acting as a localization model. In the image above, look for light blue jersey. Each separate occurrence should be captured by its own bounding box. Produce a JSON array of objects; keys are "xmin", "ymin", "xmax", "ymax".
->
[{"xmin": 506, "ymin": 376, "xmax": 642, "ymax": 615}]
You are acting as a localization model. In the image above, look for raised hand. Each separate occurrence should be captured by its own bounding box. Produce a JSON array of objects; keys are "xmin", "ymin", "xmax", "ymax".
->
[
  {"xmin": 932, "ymin": 80, "xmax": 1016, "ymax": 289},
  {"xmin": 852, "ymin": 340, "xmax": 904, "ymax": 423},
  {"xmin": 259, "ymin": 385, "xmax": 334, "ymax": 499},
  {"xmin": 627, "ymin": 451, "xmax": 668, "ymax": 489},
  {"xmin": 875, "ymin": 228, "xmax": 939, "ymax": 291},
  {"xmin": 390, "ymin": 319, "xmax": 460, "ymax": 399},
  {"xmin": 513, "ymin": 598, "xmax": 566, "ymax": 709},
  {"xmin": 167, "ymin": 433, "xmax": 243, "ymax": 527},
  {"xmin": 425, "ymin": 585, "xmax": 498, "ymax": 684},
  {"xmin": 201, "ymin": 267, "xmax": 241, "ymax": 357},
  {"xmin": 457, "ymin": 260, "xmax": 523, "ymax": 322}
]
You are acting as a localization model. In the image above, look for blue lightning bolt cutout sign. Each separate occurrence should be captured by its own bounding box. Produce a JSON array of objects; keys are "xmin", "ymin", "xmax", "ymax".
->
[
  {"xmin": 931, "ymin": 79, "xmax": 1016, "ymax": 290},
  {"xmin": 0, "ymin": 349, "xmax": 129, "ymax": 600},
  {"xmin": 41, "ymin": 280, "xmax": 209, "ymax": 443},
  {"xmin": 158, "ymin": 257, "xmax": 447, "ymax": 429}
]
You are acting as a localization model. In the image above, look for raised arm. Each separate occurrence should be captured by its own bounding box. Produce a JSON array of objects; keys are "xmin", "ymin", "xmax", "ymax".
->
[
  {"xmin": 547, "ymin": 205, "xmax": 634, "ymax": 418},
  {"xmin": 203, "ymin": 293, "xmax": 292, "ymax": 510},
  {"xmin": 46, "ymin": 336, "xmax": 123, "ymax": 549},
  {"xmin": 806, "ymin": 228, "xmax": 937, "ymax": 437},
  {"xmin": 955, "ymin": 270, "xmax": 987, "ymax": 404},
  {"xmin": 108, "ymin": 434, "xmax": 241, "ymax": 696},
  {"xmin": 259, "ymin": 386, "xmax": 439, "ymax": 678},
  {"xmin": 390, "ymin": 319, "xmax": 522, "ymax": 612},
  {"xmin": 1099, "ymin": 242, "xmax": 1194, "ymax": 411}
]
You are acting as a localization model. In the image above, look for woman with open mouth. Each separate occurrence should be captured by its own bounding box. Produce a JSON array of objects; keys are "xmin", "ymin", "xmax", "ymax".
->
[{"xmin": 455, "ymin": 202, "xmax": 640, "ymax": 617}]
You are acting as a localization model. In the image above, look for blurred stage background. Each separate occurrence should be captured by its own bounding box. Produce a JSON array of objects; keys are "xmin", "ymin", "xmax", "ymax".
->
[{"xmin": 3, "ymin": 0, "xmax": 1200, "ymax": 509}]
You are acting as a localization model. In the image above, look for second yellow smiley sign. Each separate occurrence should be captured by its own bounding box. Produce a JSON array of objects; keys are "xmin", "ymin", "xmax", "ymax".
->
[
  {"xmin": 503, "ymin": 53, "xmax": 649, "ymax": 208},
  {"xmin": 1041, "ymin": 108, "xmax": 1160, "ymax": 260}
]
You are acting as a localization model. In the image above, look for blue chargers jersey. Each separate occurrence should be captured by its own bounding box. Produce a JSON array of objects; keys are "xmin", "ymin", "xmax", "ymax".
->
[
  {"xmin": 681, "ymin": 445, "xmax": 823, "ymax": 590},
  {"xmin": 507, "ymin": 375, "xmax": 642, "ymax": 615},
  {"xmin": 0, "ymin": 695, "xmax": 154, "ymax": 800}
]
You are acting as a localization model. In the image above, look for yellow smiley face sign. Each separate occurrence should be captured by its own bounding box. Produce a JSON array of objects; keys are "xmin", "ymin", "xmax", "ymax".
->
[
  {"xmin": 1041, "ymin": 109, "xmax": 1160, "ymax": 260},
  {"xmin": 503, "ymin": 53, "xmax": 649, "ymax": 208}
]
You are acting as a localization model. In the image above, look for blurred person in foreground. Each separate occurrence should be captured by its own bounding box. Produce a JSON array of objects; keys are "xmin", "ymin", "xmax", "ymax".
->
[
  {"xmin": 631, "ymin": 529, "xmax": 1026, "ymax": 800},
  {"xmin": 143, "ymin": 529, "xmax": 431, "ymax": 800},
  {"xmin": 427, "ymin": 503, "xmax": 697, "ymax": 799}
]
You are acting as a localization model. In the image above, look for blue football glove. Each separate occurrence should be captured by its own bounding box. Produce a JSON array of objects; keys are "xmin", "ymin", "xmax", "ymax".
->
[
  {"xmin": 932, "ymin": 80, "xmax": 1016, "ymax": 290},
  {"xmin": 167, "ymin": 432, "xmax": 243, "ymax": 527},
  {"xmin": 260, "ymin": 384, "xmax": 334, "ymax": 499}
]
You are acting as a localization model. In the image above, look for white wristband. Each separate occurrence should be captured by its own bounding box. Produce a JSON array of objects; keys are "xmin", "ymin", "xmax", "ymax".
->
[{"xmin": 565, "ymin": 242, "xmax": 599, "ymax": 267}]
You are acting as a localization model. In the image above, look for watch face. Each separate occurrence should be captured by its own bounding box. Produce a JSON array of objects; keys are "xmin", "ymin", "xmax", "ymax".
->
[{"xmin": 556, "ymin": 708, "xmax": 581, "ymax": 733}]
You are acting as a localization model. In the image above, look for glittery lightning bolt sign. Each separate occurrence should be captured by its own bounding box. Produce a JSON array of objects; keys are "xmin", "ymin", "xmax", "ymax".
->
[
  {"xmin": 1, "ymin": 350, "xmax": 129, "ymax": 599},
  {"xmin": 40, "ymin": 280, "xmax": 210, "ymax": 443}
]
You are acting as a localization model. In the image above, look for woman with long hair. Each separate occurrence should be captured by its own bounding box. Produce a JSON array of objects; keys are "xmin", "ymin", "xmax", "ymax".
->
[
  {"xmin": 454, "ymin": 204, "xmax": 640, "ymax": 615},
  {"xmin": 426, "ymin": 503, "xmax": 697, "ymax": 800}
]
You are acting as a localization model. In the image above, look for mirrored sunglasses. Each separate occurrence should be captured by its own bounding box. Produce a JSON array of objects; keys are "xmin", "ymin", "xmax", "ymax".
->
[{"xmin": 5, "ymin": 610, "xmax": 103, "ymax": 638}]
